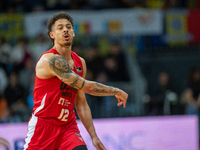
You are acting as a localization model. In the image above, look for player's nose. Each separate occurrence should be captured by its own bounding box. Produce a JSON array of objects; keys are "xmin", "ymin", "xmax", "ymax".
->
[{"xmin": 63, "ymin": 27, "xmax": 69, "ymax": 32}]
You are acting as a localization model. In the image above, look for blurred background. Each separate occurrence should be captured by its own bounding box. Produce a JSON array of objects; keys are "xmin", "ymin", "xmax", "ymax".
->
[{"xmin": 0, "ymin": 0, "xmax": 200, "ymax": 149}]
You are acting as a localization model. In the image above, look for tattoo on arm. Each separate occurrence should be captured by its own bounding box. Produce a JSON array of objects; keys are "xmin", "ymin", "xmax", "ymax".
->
[
  {"xmin": 69, "ymin": 79, "xmax": 78, "ymax": 88},
  {"xmin": 79, "ymin": 79, "xmax": 85, "ymax": 90},
  {"xmin": 68, "ymin": 74, "xmax": 84, "ymax": 90},
  {"xmin": 96, "ymin": 83, "xmax": 106, "ymax": 88},
  {"xmin": 49, "ymin": 56, "xmax": 85, "ymax": 90},
  {"xmin": 49, "ymin": 56, "xmax": 72, "ymax": 78},
  {"xmin": 48, "ymin": 56, "xmax": 118, "ymax": 94},
  {"xmin": 92, "ymin": 83, "xmax": 119, "ymax": 96}
]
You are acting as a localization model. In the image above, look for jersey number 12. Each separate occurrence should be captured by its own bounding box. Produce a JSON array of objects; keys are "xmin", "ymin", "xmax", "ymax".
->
[{"xmin": 58, "ymin": 109, "xmax": 69, "ymax": 121}]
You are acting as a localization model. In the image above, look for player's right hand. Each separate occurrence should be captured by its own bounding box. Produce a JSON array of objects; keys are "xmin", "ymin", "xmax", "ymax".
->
[
  {"xmin": 115, "ymin": 89, "xmax": 128, "ymax": 108},
  {"xmin": 92, "ymin": 137, "xmax": 106, "ymax": 150}
]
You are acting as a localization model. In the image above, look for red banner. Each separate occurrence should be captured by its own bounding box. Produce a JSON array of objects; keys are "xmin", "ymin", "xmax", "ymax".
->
[{"xmin": 187, "ymin": 9, "xmax": 200, "ymax": 44}]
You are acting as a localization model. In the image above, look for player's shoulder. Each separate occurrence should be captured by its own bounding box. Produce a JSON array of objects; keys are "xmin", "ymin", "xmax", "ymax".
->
[
  {"xmin": 40, "ymin": 53, "xmax": 60, "ymax": 61},
  {"xmin": 78, "ymin": 56, "xmax": 85, "ymax": 62},
  {"xmin": 78, "ymin": 56, "xmax": 86, "ymax": 66},
  {"xmin": 78, "ymin": 56, "xmax": 87, "ymax": 76},
  {"xmin": 37, "ymin": 53, "xmax": 60, "ymax": 68}
]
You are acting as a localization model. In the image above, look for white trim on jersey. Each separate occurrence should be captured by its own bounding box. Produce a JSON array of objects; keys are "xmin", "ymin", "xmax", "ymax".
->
[
  {"xmin": 23, "ymin": 115, "xmax": 38, "ymax": 150},
  {"xmin": 33, "ymin": 93, "xmax": 47, "ymax": 115}
]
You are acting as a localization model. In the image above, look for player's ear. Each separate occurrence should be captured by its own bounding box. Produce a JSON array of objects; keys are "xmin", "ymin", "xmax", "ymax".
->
[
  {"xmin": 73, "ymin": 30, "xmax": 75, "ymax": 37},
  {"xmin": 49, "ymin": 32, "xmax": 54, "ymax": 39}
]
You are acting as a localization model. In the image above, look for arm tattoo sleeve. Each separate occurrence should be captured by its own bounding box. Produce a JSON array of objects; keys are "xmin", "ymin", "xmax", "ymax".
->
[
  {"xmin": 48, "ymin": 56, "xmax": 118, "ymax": 94},
  {"xmin": 48, "ymin": 56, "xmax": 85, "ymax": 90},
  {"xmin": 79, "ymin": 79, "xmax": 85, "ymax": 90},
  {"xmin": 92, "ymin": 83, "xmax": 119, "ymax": 96},
  {"xmin": 49, "ymin": 56, "xmax": 72, "ymax": 78}
]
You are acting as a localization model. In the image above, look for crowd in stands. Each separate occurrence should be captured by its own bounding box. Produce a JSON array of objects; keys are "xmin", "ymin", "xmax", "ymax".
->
[
  {"xmin": 1, "ymin": 31, "xmax": 200, "ymax": 124},
  {"xmin": 144, "ymin": 68, "xmax": 200, "ymax": 144},
  {"xmin": 0, "ymin": 0, "xmax": 200, "ymax": 13},
  {"xmin": 0, "ymin": 34, "xmax": 50, "ymax": 123},
  {"xmin": 0, "ymin": 0, "xmax": 200, "ymax": 124},
  {"xmin": 144, "ymin": 68, "xmax": 200, "ymax": 118},
  {"xmin": 0, "ymin": 34, "xmax": 200, "ymax": 126},
  {"xmin": 0, "ymin": 33, "xmax": 130, "ymax": 123}
]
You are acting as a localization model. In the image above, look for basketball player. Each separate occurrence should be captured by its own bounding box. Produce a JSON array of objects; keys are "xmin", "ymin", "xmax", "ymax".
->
[{"xmin": 23, "ymin": 11, "xmax": 128, "ymax": 150}]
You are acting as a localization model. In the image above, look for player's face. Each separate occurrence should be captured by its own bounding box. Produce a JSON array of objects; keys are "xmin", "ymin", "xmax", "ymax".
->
[{"xmin": 50, "ymin": 19, "xmax": 75, "ymax": 47}]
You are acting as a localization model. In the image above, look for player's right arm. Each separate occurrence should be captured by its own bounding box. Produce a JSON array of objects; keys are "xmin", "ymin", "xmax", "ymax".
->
[{"xmin": 36, "ymin": 53, "xmax": 128, "ymax": 107}]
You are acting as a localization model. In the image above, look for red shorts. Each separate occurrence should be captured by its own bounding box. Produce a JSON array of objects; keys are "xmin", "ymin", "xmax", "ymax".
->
[{"xmin": 24, "ymin": 115, "xmax": 86, "ymax": 150}]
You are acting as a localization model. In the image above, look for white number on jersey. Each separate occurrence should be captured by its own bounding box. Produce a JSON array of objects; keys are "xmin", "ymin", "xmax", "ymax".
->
[{"xmin": 58, "ymin": 109, "xmax": 69, "ymax": 122}]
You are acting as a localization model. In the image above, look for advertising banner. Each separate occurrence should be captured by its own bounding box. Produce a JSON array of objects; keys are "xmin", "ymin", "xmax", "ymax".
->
[
  {"xmin": 165, "ymin": 10, "xmax": 190, "ymax": 45},
  {"xmin": 78, "ymin": 116, "xmax": 198, "ymax": 150},
  {"xmin": 165, "ymin": 9, "xmax": 200, "ymax": 45},
  {"xmin": 187, "ymin": 9, "xmax": 200, "ymax": 44},
  {"xmin": 0, "ymin": 14, "xmax": 24, "ymax": 43},
  {"xmin": 24, "ymin": 9, "xmax": 163, "ymax": 37},
  {"xmin": 0, "ymin": 115, "xmax": 198, "ymax": 150}
]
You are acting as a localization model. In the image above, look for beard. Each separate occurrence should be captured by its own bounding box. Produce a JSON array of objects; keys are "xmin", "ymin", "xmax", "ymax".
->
[{"xmin": 64, "ymin": 41, "xmax": 72, "ymax": 46}]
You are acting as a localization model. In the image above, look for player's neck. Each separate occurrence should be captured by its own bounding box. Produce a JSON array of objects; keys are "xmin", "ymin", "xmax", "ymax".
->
[{"xmin": 53, "ymin": 44, "xmax": 72, "ymax": 61}]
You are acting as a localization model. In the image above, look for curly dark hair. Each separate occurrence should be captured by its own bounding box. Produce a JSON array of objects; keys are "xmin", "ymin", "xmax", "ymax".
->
[{"xmin": 47, "ymin": 11, "xmax": 74, "ymax": 46}]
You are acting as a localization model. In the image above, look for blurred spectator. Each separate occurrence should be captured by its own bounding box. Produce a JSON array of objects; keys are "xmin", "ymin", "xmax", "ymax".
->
[
  {"xmin": 85, "ymin": 69, "xmax": 95, "ymax": 81},
  {"xmin": 30, "ymin": 33, "xmax": 50, "ymax": 63},
  {"xmin": 94, "ymin": 72, "xmax": 108, "ymax": 118},
  {"xmin": 96, "ymin": 72, "xmax": 116, "ymax": 118},
  {"xmin": 26, "ymin": 74, "xmax": 35, "ymax": 109},
  {"xmin": 123, "ymin": 0, "xmax": 149, "ymax": 8},
  {"xmin": 85, "ymin": 44, "xmax": 105, "ymax": 80},
  {"xmin": 19, "ymin": 57, "xmax": 35, "ymax": 97},
  {"xmin": 104, "ymin": 56, "xmax": 119, "ymax": 81},
  {"xmin": 136, "ymin": 0, "xmax": 148, "ymax": 8},
  {"xmin": 10, "ymin": 37, "xmax": 32, "ymax": 72},
  {"xmin": 88, "ymin": 0, "xmax": 125, "ymax": 9},
  {"xmin": 6, "ymin": 6, "xmax": 16, "ymax": 14},
  {"xmin": 163, "ymin": 0, "xmax": 185, "ymax": 9},
  {"xmin": 186, "ymin": 0, "xmax": 200, "ymax": 9},
  {"xmin": 0, "ymin": 37, "xmax": 12, "ymax": 75},
  {"xmin": 144, "ymin": 71, "xmax": 178, "ymax": 116},
  {"xmin": 87, "ymin": 0, "xmax": 110, "ymax": 9},
  {"xmin": 0, "ymin": 67, "xmax": 8, "ymax": 95},
  {"xmin": 24, "ymin": 0, "xmax": 45, "ymax": 12},
  {"xmin": 46, "ymin": 0, "xmax": 71, "ymax": 10},
  {"xmin": 0, "ymin": 0, "xmax": 193, "ymax": 13},
  {"xmin": 181, "ymin": 68, "xmax": 200, "ymax": 114},
  {"xmin": 104, "ymin": 42, "xmax": 129, "ymax": 82},
  {"xmin": 86, "ymin": 71, "xmax": 115, "ymax": 118},
  {"xmin": 0, "ymin": 94, "xmax": 10, "ymax": 123},
  {"xmin": 4, "ymin": 72, "xmax": 31, "ymax": 122},
  {"xmin": 181, "ymin": 67, "xmax": 200, "ymax": 146},
  {"xmin": 6, "ymin": 0, "xmax": 26, "ymax": 13},
  {"xmin": 69, "ymin": 0, "xmax": 91, "ymax": 10},
  {"xmin": 4, "ymin": 72, "xmax": 25, "ymax": 107},
  {"xmin": 72, "ymin": 42, "xmax": 83, "ymax": 57}
]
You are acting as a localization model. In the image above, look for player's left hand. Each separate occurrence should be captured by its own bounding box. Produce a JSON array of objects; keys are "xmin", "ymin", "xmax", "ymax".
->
[
  {"xmin": 115, "ymin": 89, "xmax": 128, "ymax": 108},
  {"xmin": 92, "ymin": 137, "xmax": 106, "ymax": 150}
]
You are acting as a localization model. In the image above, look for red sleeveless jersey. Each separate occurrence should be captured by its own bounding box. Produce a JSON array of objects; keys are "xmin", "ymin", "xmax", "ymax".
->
[{"xmin": 32, "ymin": 49, "xmax": 83, "ymax": 126}]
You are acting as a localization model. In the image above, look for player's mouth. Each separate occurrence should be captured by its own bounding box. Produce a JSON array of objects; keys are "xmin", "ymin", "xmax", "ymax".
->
[{"xmin": 63, "ymin": 34, "xmax": 70, "ymax": 40}]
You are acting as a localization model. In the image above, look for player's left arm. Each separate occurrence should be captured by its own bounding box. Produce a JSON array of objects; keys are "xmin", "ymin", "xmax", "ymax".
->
[{"xmin": 75, "ymin": 57, "xmax": 106, "ymax": 150}]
